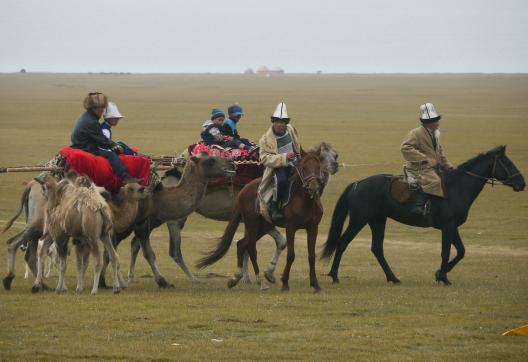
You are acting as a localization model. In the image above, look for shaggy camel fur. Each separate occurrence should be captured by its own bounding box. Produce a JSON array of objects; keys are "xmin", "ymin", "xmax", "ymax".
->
[{"xmin": 33, "ymin": 176, "xmax": 124, "ymax": 294}]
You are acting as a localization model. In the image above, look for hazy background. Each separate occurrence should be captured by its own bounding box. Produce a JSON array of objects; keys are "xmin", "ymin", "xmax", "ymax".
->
[{"xmin": 1, "ymin": 0, "xmax": 527, "ymax": 73}]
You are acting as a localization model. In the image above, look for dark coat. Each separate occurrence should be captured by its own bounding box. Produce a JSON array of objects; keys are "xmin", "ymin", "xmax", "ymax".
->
[{"xmin": 71, "ymin": 111, "xmax": 116, "ymax": 154}]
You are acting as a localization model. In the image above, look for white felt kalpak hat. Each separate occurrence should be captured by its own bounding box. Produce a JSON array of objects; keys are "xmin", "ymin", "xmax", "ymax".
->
[
  {"xmin": 419, "ymin": 103, "xmax": 441, "ymax": 123},
  {"xmin": 272, "ymin": 102, "xmax": 289, "ymax": 120},
  {"xmin": 104, "ymin": 102, "xmax": 124, "ymax": 119}
]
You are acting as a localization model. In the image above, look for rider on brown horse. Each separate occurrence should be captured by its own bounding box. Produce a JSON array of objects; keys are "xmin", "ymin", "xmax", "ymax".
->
[
  {"xmin": 400, "ymin": 103, "xmax": 453, "ymax": 214},
  {"xmin": 257, "ymin": 102, "xmax": 300, "ymax": 222}
]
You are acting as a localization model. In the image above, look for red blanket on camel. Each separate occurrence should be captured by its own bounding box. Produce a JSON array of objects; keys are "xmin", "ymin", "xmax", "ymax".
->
[{"xmin": 59, "ymin": 147, "xmax": 150, "ymax": 193}]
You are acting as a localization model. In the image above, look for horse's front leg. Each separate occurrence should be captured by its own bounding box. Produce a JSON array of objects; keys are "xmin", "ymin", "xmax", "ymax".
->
[
  {"xmin": 307, "ymin": 225, "xmax": 321, "ymax": 292},
  {"xmin": 436, "ymin": 225, "xmax": 455, "ymax": 285},
  {"xmin": 446, "ymin": 228, "xmax": 465, "ymax": 273}
]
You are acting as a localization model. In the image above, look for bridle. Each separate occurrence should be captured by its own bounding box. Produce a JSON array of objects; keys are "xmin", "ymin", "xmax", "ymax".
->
[
  {"xmin": 464, "ymin": 154, "xmax": 521, "ymax": 187},
  {"xmin": 292, "ymin": 156, "xmax": 323, "ymax": 199}
]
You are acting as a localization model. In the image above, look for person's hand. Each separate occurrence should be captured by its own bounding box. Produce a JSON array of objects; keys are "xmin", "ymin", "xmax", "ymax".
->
[
  {"xmin": 287, "ymin": 151, "xmax": 296, "ymax": 160},
  {"xmin": 112, "ymin": 144, "xmax": 124, "ymax": 153}
]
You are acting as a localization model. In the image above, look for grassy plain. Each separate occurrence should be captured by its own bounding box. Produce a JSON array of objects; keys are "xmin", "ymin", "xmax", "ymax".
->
[{"xmin": 0, "ymin": 73, "xmax": 527, "ymax": 361}]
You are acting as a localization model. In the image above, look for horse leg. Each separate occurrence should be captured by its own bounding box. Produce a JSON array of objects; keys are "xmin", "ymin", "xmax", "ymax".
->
[
  {"xmin": 369, "ymin": 218, "xmax": 400, "ymax": 284},
  {"xmin": 307, "ymin": 225, "xmax": 321, "ymax": 292},
  {"xmin": 281, "ymin": 226, "xmax": 296, "ymax": 292},
  {"xmin": 167, "ymin": 220, "xmax": 199, "ymax": 283},
  {"xmin": 228, "ymin": 238, "xmax": 246, "ymax": 289},
  {"xmin": 436, "ymin": 225, "xmax": 454, "ymax": 285},
  {"xmin": 328, "ymin": 221, "xmax": 365, "ymax": 284},
  {"xmin": 242, "ymin": 247, "xmax": 251, "ymax": 284},
  {"xmin": 264, "ymin": 228, "xmax": 286, "ymax": 284},
  {"xmin": 446, "ymin": 228, "xmax": 465, "ymax": 273},
  {"xmin": 128, "ymin": 235, "xmax": 141, "ymax": 284}
]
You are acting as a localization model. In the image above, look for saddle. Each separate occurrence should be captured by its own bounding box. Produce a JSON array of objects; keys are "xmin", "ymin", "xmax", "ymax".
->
[{"xmin": 390, "ymin": 176, "xmax": 420, "ymax": 203}]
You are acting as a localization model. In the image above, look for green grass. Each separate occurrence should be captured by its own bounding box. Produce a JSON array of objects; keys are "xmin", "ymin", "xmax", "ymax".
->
[{"xmin": 0, "ymin": 73, "xmax": 527, "ymax": 361}]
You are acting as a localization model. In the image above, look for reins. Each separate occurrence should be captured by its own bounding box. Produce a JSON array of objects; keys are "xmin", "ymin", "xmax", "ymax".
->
[{"xmin": 463, "ymin": 155, "xmax": 521, "ymax": 187}]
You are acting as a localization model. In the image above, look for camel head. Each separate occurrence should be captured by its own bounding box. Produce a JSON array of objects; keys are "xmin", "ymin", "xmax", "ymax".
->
[
  {"xmin": 122, "ymin": 183, "xmax": 149, "ymax": 201},
  {"xmin": 189, "ymin": 155, "xmax": 236, "ymax": 180}
]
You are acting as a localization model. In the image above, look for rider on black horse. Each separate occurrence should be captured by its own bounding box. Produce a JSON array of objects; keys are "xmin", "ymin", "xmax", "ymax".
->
[{"xmin": 400, "ymin": 103, "xmax": 453, "ymax": 214}]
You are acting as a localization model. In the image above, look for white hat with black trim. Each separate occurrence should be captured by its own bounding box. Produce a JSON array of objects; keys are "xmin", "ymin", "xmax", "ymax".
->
[
  {"xmin": 272, "ymin": 102, "xmax": 289, "ymax": 120},
  {"xmin": 419, "ymin": 103, "xmax": 441, "ymax": 123}
]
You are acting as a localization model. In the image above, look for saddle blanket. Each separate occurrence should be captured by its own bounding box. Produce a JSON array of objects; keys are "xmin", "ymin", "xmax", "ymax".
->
[
  {"xmin": 58, "ymin": 147, "xmax": 151, "ymax": 193},
  {"xmin": 188, "ymin": 143, "xmax": 263, "ymax": 186}
]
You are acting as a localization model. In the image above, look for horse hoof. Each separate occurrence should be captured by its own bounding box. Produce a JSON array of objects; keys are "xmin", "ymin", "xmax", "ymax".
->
[
  {"xmin": 227, "ymin": 278, "xmax": 239, "ymax": 289},
  {"xmin": 31, "ymin": 285, "xmax": 42, "ymax": 294},
  {"xmin": 435, "ymin": 270, "xmax": 452, "ymax": 286},
  {"xmin": 157, "ymin": 277, "xmax": 173, "ymax": 288},
  {"xmin": 3, "ymin": 275, "xmax": 14, "ymax": 290},
  {"xmin": 264, "ymin": 271, "xmax": 276, "ymax": 284},
  {"xmin": 388, "ymin": 278, "xmax": 401, "ymax": 284}
]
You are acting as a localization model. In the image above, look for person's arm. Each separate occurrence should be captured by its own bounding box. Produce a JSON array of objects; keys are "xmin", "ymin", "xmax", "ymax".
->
[
  {"xmin": 259, "ymin": 138, "xmax": 288, "ymax": 168},
  {"xmin": 438, "ymin": 144, "xmax": 453, "ymax": 169},
  {"xmin": 400, "ymin": 131, "xmax": 428, "ymax": 164},
  {"xmin": 87, "ymin": 121, "xmax": 117, "ymax": 149}
]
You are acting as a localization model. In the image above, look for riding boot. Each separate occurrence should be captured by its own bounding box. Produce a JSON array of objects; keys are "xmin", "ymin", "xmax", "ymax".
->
[{"xmin": 411, "ymin": 192, "xmax": 429, "ymax": 215}]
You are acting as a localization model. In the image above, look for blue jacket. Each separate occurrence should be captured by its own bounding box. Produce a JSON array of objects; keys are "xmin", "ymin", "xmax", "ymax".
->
[
  {"xmin": 101, "ymin": 121, "xmax": 112, "ymax": 140},
  {"xmin": 221, "ymin": 118, "xmax": 239, "ymax": 138}
]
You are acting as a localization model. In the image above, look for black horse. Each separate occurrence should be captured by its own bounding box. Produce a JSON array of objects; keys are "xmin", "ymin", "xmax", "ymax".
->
[{"xmin": 321, "ymin": 146, "xmax": 525, "ymax": 285}]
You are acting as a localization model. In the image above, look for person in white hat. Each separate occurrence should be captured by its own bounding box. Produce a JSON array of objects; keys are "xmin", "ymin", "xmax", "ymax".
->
[
  {"xmin": 101, "ymin": 102, "xmax": 138, "ymax": 156},
  {"xmin": 257, "ymin": 102, "xmax": 301, "ymax": 221},
  {"xmin": 400, "ymin": 102, "xmax": 453, "ymax": 214},
  {"xmin": 102, "ymin": 101, "xmax": 124, "ymax": 140}
]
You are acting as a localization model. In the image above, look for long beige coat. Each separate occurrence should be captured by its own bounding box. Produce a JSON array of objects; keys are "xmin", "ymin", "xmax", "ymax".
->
[
  {"xmin": 257, "ymin": 124, "xmax": 300, "ymax": 217},
  {"xmin": 400, "ymin": 126, "xmax": 452, "ymax": 197}
]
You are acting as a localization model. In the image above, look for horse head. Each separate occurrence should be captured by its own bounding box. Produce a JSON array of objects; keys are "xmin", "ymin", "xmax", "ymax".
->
[
  {"xmin": 492, "ymin": 145, "xmax": 525, "ymax": 192},
  {"xmin": 298, "ymin": 147, "xmax": 323, "ymax": 199}
]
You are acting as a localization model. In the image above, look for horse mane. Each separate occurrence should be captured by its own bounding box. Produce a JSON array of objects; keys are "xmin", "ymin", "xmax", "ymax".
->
[{"xmin": 444, "ymin": 146, "xmax": 504, "ymax": 184}]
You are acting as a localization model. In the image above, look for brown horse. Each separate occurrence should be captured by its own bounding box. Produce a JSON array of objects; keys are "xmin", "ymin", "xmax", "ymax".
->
[{"xmin": 197, "ymin": 147, "xmax": 324, "ymax": 292}]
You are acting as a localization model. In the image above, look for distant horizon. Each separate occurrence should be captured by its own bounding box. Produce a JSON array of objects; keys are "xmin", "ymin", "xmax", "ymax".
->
[{"xmin": 2, "ymin": 71, "xmax": 528, "ymax": 75}]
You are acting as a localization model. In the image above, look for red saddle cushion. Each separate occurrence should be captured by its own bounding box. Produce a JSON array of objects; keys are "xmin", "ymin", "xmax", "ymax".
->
[{"xmin": 58, "ymin": 147, "xmax": 151, "ymax": 193}]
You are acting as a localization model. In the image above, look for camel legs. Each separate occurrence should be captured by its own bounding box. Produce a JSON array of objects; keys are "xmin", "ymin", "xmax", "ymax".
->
[
  {"xmin": 3, "ymin": 227, "xmax": 41, "ymax": 290},
  {"xmin": 32, "ymin": 235, "xmax": 52, "ymax": 293},
  {"xmin": 55, "ymin": 239, "xmax": 69, "ymax": 294},
  {"xmin": 101, "ymin": 233, "xmax": 126, "ymax": 293},
  {"xmin": 166, "ymin": 220, "xmax": 199, "ymax": 283},
  {"xmin": 128, "ymin": 236, "xmax": 141, "ymax": 283},
  {"xmin": 75, "ymin": 244, "xmax": 88, "ymax": 294},
  {"xmin": 90, "ymin": 241, "xmax": 103, "ymax": 295}
]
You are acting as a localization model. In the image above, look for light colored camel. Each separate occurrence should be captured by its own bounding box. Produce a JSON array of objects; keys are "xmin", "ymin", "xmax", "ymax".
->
[
  {"xmin": 31, "ymin": 177, "xmax": 124, "ymax": 294},
  {"xmin": 125, "ymin": 142, "xmax": 340, "ymax": 286}
]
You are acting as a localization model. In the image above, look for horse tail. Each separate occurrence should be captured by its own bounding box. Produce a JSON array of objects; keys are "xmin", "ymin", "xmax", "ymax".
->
[
  {"xmin": 321, "ymin": 183, "xmax": 353, "ymax": 259},
  {"xmin": 3, "ymin": 183, "xmax": 32, "ymax": 234},
  {"xmin": 196, "ymin": 210, "xmax": 241, "ymax": 269}
]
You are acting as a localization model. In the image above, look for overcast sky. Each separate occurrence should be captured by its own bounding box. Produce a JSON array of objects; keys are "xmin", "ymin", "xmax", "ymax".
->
[{"xmin": 1, "ymin": 0, "xmax": 527, "ymax": 73}]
